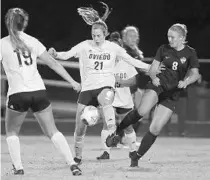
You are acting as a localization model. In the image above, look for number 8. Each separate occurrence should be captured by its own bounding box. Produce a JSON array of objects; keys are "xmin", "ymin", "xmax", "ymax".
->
[{"xmin": 172, "ymin": 62, "xmax": 178, "ymax": 70}]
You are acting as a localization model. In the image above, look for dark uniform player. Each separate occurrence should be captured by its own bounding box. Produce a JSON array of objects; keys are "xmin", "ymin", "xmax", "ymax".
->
[
  {"xmin": 106, "ymin": 23, "xmax": 200, "ymax": 167},
  {"xmin": 122, "ymin": 26, "xmax": 151, "ymax": 132}
]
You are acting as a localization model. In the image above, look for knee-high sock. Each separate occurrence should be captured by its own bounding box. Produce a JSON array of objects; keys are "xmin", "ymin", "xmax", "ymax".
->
[
  {"xmin": 6, "ymin": 136, "xmax": 23, "ymax": 170},
  {"xmin": 137, "ymin": 131, "xmax": 157, "ymax": 158},
  {"xmin": 117, "ymin": 109, "xmax": 142, "ymax": 135},
  {"xmin": 51, "ymin": 131, "xmax": 75, "ymax": 165},
  {"xmin": 125, "ymin": 131, "xmax": 137, "ymax": 152},
  {"xmin": 74, "ymin": 133, "xmax": 84, "ymax": 159},
  {"xmin": 102, "ymin": 105, "xmax": 116, "ymax": 134},
  {"xmin": 101, "ymin": 129, "xmax": 111, "ymax": 154}
]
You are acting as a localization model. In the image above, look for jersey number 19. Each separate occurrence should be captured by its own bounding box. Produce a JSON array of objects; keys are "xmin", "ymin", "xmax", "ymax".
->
[{"xmin": 14, "ymin": 50, "xmax": 33, "ymax": 67}]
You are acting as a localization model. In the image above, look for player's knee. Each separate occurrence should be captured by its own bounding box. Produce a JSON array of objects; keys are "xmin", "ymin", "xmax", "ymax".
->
[
  {"xmin": 124, "ymin": 125, "xmax": 134, "ymax": 134},
  {"xmin": 98, "ymin": 88, "xmax": 114, "ymax": 106},
  {"xmin": 149, "ymin": 124, "xmax": 161, "ymax": 136}
]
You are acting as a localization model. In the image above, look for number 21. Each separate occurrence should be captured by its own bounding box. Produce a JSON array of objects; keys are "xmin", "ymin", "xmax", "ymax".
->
[{"xmin": 94, "ymin": 61, "xmax": 103, "ymax": 70}]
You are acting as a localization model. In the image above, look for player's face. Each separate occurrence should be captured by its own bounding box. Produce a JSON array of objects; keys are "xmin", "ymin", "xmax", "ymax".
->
[
  {"xmin": 167, "ymin": 29, "xmax": 184, "ymax": 49},
  {"xmin": 123, "ymin": 30, "xmax": 138, "ymax": 48},
  {"xmin": 91, "ymin": 28, "xmax": 105, "ymax": 46}
]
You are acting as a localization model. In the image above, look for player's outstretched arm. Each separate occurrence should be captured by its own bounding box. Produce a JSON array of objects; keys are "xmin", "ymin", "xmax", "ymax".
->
[
  {"xmin": 39, "ymin": 50, "xmax": 81, "ymax": 92},
  {"xmin": 48, "ymin": 47, "xmax": 75, "ymax": 61}
]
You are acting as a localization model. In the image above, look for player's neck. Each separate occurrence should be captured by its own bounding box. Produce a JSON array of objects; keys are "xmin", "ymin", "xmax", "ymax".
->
[{"xmin": 174, "ymin": 44, "xmax": 185, "ymax": 51}]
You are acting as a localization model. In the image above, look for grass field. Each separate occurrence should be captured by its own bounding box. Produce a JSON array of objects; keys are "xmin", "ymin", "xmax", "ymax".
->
[{"xmin": 1, "ymin": 135, "xmax": 210, "ymax": 180}]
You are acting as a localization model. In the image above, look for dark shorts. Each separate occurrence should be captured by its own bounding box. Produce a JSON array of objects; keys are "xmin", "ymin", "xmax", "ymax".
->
[
  {"xmin": 146, "ymin": 82, "xmax": 180, "ymax": 111},
  {"xmin": 114, "ymin": 107, "xmax": 132, "ymax": 115},
  {"xmin": 7, "ymin": 90, "xmax": 50, "ymax": 113},
  {"xmin": 77, "ymin": 86, "xmax": 113, "ymax": 106}
]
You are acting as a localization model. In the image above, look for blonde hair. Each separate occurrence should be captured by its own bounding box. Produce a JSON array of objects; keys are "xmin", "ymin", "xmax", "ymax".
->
[
  {"xmin": 5, "ymin": 8, "xmax": 30, "ymax": 53},
  {"xmin": 122, "ymin": 26, "xmax": 140, "ymax": 45},
  {"xmin": 169, "ymin": 23, "xmax": 188, "ymax": 43},
  {"xmin": 77, "ymin": 2, "xmax": 111, "ymax": 36}
]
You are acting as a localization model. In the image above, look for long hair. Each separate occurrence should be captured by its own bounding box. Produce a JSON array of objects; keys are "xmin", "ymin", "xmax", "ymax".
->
[
  {"xmin": 5, "ymin": 8, "xmax": 30, "ymax": 53},
  {"xmin": 77, "ymin": 2, "xmax": 111, "ymax": 36}
]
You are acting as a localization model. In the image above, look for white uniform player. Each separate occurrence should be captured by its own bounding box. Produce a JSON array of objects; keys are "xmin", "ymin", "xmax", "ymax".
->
[
  {"xmin": 1, "ymin": 8, "xmax": 81, "ymax": 176},
  {"xmin": 48, "ymin": 3, "xmax": 150, "ymax": 165}
]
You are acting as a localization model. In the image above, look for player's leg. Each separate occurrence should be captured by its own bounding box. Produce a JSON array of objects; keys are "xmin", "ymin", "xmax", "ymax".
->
[
  {"xmin": 97, "ymin": 87, "xmax": 115, "ymax": 134},
  {"xmin": 97, "ymin": 115, "xmax": 110, "ymax": 160},
  {"xmin": 5, "ymin": 93, "xmax": 28, "ymax": 175},
  {"xmin": 32, "ymin": 90, "xmax": 81, "ymax": 175},
  {"xmin": 116, "ymin": 89, "xmax": 158, "ymax": 135},
  {"xmin": 130, "ymin": 103, "xmax": 173, "ymax": 167},
  {"xmin": 73, "ymin": 103, "xmax": 87, "ymax": 164}
]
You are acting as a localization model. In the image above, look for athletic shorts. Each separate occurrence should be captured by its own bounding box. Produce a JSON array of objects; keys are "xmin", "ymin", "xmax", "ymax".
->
[
  {"xmin": 78, "ymin": 86, "xmax": 113, "ymax": 106},
  {"xmin": 146, "ymin": 82, "xmax": 180, "ymax": 111},
  {"xmin": 7, "ymin": 90, "xmax": 50, "ymax": 113},
  {"xmin": 114, "ymin": 107, "xmax": 132, "ymax": 115}
]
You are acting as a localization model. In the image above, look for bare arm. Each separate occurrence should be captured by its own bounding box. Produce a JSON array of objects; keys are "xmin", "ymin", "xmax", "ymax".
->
[
  {"xmin": 48, "ymin": 48, "xmax": 76, "ymax": 60},
  {"xmin": 39, "ymin": 50, "xmax": 80, "ymax": 91},
  {"xmin": 148, "ymin": 59, "xmax": 161, "ymax": 79},
  {"xmin": 118, "ymin": 52, "xmax": 150, "ymax": 72},
  {"xmin": 178, "ymin": 68, "xmax": 200, "ymax": 88}
]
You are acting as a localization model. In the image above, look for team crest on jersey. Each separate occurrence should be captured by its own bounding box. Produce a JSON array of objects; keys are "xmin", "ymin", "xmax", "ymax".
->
[{"xmin": 180, "ymin": 57, "xmax": 187, "ymax": 64}]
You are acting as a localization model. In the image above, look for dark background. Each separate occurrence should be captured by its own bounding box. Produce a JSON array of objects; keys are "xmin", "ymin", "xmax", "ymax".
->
[{"xmin": 1, "ymin": 0, "xmax": 210, "ymax": 84}]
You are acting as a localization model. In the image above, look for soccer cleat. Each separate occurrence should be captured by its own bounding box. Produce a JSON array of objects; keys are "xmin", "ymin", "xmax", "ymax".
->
[
  {"xmin": 96, "ymin": 151, "xmax": 110, "ymax": 160},
  {"xmin": 12, "ymin": 164, "xmax": 24, "ymax": 175},
  {"xmin": 106, "ymin": 133, "xmax": 122, "ymax": 147},
  {"xmin": 70, "ymin": 164, "xmax": 82, "ymax": 176},
  {"xmin": 74, "ymin": 157, "xmax": 82, "ymax": 165},
  {"xmin": 129, "ymin": 151, "xmax": 140, "ymax": 167}
]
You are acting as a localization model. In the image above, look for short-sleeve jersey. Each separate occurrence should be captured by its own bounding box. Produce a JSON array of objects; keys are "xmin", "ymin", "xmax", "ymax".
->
[
  {"xmin": 112, "ymin": 59, "xmax": 138, "ymax": 109},
  {"xmin": 68, "ymin": 40, "xmax": 127, "ymax": 92},
  {"xmin": 155, "ymin": 44, "xmax": 199, "ymax": 91},
  {"xmin": 0, "ymin": 32, "xmax": 46, "ymax": 96}
]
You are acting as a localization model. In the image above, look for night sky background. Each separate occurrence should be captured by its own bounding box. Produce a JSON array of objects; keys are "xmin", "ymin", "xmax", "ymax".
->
[{"xmin": 1, "ymin": 0, "xmax": 210, "ymax": 84}]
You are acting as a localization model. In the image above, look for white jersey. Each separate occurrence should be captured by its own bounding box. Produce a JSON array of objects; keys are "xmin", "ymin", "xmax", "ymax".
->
[
  {"xmin": 0, "ymin": 32, "xmax": 46, "ymax": 96},
  {"xmin": 57, "ymin": 40, "xmax": 150, "ymax": 92},
  {"xmin": 112, "ymin": 59, "xmax": 138, "ymax": 109}
]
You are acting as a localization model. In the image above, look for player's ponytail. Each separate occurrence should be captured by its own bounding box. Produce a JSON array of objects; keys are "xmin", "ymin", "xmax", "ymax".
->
[
  {"xmin": 5, "ymin": 8, "xmax": 31, "ymax": 53},
  {"xmin": 77, "ymin": 2, "xmax": 111, "ymax": 36}
]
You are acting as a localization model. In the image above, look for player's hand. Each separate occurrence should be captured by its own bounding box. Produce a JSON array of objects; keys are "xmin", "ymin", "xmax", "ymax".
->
[
  {"xmin": 71, "ymin": 81, "xmax": 81, "ymax": 92},
  {"xmin": 48, "ymin": 47, "xmax": 57, "ymax": 58},
  {"xmin": 178, "ymin": 80, "xmax": 188, "ymax": 89},
  {"xmin": 152, "ymin": 77, "xmax": 160, "ymax": 86},
  {"xmin": 157, "ymin": 63, "xmax": 165, "ymax": 74}
]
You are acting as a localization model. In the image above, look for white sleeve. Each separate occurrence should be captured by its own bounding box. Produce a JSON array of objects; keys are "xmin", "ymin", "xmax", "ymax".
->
[
  {"xmin": 0, "ymin": 40, "xmax": 3, "ymax": 62},
  {"xmin": 35, "ymin": 39, "xmax": 46, "ymax": 57},
  {"xmin": 57, "ymin": 41, "xmax": 85, "ymax": 60},
  {"xmin": 116, "ymin": 45, "xmax": 150, "ymax": 71},
  {"xmin": 126, "ymin": 64, "xmax": 138, "ymax": 78}
]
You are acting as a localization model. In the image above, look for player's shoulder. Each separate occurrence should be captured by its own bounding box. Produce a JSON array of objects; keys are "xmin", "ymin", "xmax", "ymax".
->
[
  {"xmin": 159, "ymin": 44, "xmax": 171, "ymax": 51},
  {"xmin": 1, "ymin": 36, "xmax": 10, "ymax": 44},
  {"xmin": 184, "ymin": 45, "xmax": 196, "ymax": 53}
]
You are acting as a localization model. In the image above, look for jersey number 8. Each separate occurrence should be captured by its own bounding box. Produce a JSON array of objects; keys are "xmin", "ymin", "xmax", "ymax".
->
[
  {"xmin": 172, "ymin": 61, "xmax": 178, "ymax": 70},
  {"xmin": 14, "ymin": 50, "xmax": 33, "ymax": 67}
]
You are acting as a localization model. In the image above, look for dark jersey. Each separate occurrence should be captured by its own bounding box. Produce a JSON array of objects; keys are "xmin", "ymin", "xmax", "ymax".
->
[
  {"xmin": 155, "ymin": 44, "xmax": 199, "ymax": 91},
  {"xmin": 123, "ymin": 44, "xmax": 151, "ymax": 91}
]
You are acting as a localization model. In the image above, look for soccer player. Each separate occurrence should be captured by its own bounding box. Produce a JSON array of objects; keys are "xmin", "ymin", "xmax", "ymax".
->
[
  {"xmin": 121, "ymin": 26, "xmax": 151, "ymax": 132},
  {"xmin": 1, "ymin": 8, "xmax": 81, "ymax": 175},
  {"xmin": 48, "ymin": 2, "xmax": 150, "ymax": 165},
  {"xmin": 96, "ymin": 31, "xmax": 139, "ymax": 160},
  {"xmin": 106, "ymin": 23, "xmax": 200, "ymax": 167}
]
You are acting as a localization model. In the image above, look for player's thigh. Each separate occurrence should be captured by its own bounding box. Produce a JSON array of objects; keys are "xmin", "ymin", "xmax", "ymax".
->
[
  {"xmin": 138, "ymin": 89, "xmax": 158, "ymax": 116},
  {"xmin": 34, "ymin": 104, "xmax": 58, "ymax": 138},
  {"xmin": 149, "ymin": 104, "xmax": 173, "ymax": 135},
  {"xmin": 5, "ymin": 92, "xmax": 29, "ymax": 135},
  {"xmin": 75, "ymin": 103, "xmax": 87, "ymax": 136},
  {"xmin": 97, "ymin": 87, "xmax": 115, "ymax": 106},
  {"xmin": 133, "ymin": 88, "xmax": 145, "ymax": 109}
]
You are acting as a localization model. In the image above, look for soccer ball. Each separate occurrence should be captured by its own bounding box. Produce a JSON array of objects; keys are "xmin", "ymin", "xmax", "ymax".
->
[{"xmin": 81, "ymin": 106, "xmax": 100, "ymax": 126}]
